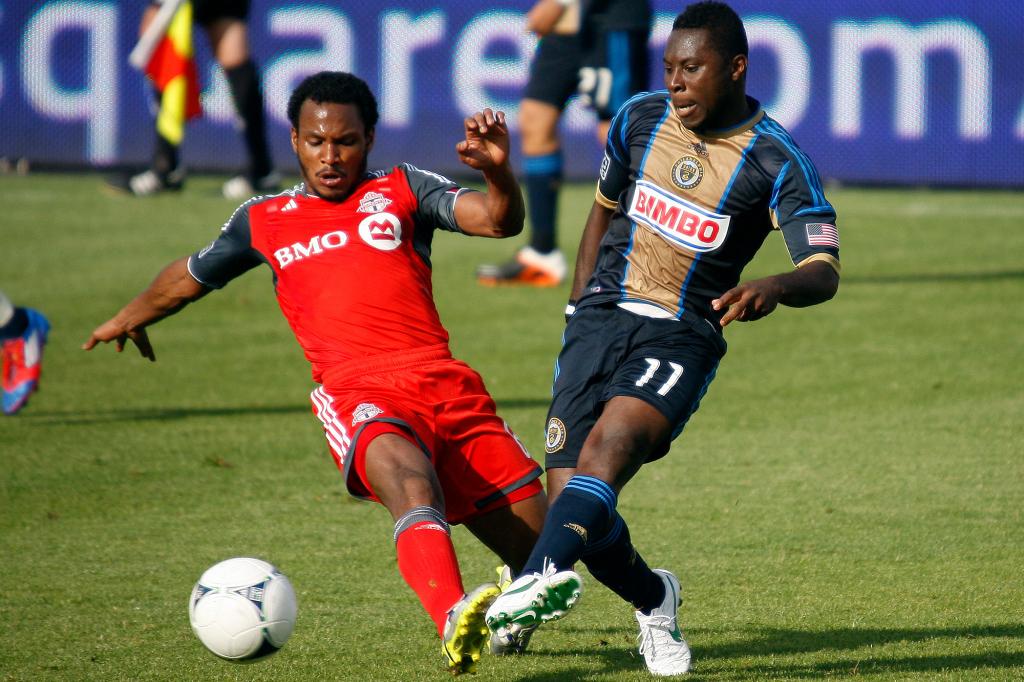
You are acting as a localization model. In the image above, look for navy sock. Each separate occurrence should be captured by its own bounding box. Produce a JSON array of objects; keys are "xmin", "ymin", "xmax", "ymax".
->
[
  {"xmin": 225, "ymin": 60, "xmax": 273, "ymax": 180},
  {"xmin": 523, "ymin": 152, "xmax": 562, "ymax": 254},
  {"xmin": 0, "ymin": 307, "xmax": 28, "ymax": 340},
  {"xmin": 522, "ymin": 475, "xmax": 617, "ymax": 574},
  {"xmin": 582, "ymin": 512, "xmax": 666, "ymax": 612}
]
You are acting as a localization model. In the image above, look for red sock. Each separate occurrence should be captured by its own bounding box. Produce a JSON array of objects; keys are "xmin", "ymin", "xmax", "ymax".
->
[{"xmin": 395, "ymin": 520, "xmax": 465, "ymax": 635}]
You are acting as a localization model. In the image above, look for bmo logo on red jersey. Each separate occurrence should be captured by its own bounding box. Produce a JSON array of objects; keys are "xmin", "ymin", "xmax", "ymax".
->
[
  {"xmin": 358, "ymin": 212, "xmax": 403, "ymax": 251},
  {"xmin": 628, "ymin": 180, "xmax": 730, "ymax": 252},
  {"xmin": 273, "ymin": 230, "xmax": 348, "ymax": 269}
]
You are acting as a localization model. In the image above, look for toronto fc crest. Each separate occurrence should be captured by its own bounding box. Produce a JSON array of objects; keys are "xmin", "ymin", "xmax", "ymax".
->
[{"xmin": 357, "ymin": 191, "xmax": 392, "ymax": 213}]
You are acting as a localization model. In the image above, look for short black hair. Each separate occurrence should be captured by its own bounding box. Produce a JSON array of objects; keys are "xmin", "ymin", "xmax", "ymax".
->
[
  {"xmin": 672, "ymin": 1, "xmax": 748, "ymax": 60},
  {"xmin": 286, "ymin": 71, "xmax": 379, "ymax": 132}
]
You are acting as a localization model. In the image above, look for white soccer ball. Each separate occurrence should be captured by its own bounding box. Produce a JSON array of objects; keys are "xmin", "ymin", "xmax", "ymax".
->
[{"xmin": 188, "ymin": 557, "xmax": 297, "ymax": 660}]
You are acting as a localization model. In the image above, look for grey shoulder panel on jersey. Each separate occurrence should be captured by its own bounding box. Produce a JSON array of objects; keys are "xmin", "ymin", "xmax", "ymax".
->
[{"xmin": 187, "ymin": 196, "xmax": 269, "ymax": 289}]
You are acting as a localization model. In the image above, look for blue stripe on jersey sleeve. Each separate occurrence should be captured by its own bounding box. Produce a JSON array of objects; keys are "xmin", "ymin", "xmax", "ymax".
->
[
  {"xmin": 755, "ymin": 119, "xmax": 833, "ymax": 213},
  {"xmin": 609, "ymin": 111, "xmax": 628, "ymax": 167},
  {"xmin": 717, "ymin": 133, "xmax": 760, "ymax": 213},
  {"xmin": 607, "ymin": 101, "xmax": 629, "ymax": 165},
  {"xmin": 769, "ymin": 160, "xmax": 791, "ymax": 211},
  {"xmin": 636, "ymin": 101, "xmax": 671, "ymax": 181},
  {"xmin": 794, "ymin": 205, "xmax": 836, "ymax": 217},
  {"xmin": 608, "ymin": 90, "xmax": 668, "ymax": 164}
]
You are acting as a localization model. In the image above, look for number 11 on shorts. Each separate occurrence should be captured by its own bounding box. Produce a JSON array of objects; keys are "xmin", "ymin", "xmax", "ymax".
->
[{"xmin": 635, "ymin": 358, "xmax": 684, "ymax": 396}]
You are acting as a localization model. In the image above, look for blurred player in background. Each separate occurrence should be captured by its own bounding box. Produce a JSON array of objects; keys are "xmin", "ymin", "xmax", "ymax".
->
[
  {"xmin": 477, "ymin": 0, "xmax": 652, "ymax": 287},
  {"xmin": 486, "ymin": 3, "xmax": 841, "ymax": 675},
  {"xmin": 86, "ymin": 71, "xmax": 548, "ymax": 674},
  {"xmin": 0, "ymin": 291, "xmax": 49, "ymax": 415},
  {"xmin": 108, "ymin": 0, "xmax": 278, "ymax": 199}
]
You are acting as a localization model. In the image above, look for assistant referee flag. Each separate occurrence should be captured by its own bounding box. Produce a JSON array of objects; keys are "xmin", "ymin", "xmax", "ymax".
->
[{"xmin": 144, "ymin": 0, "xmax": 202, "ymax": 145}]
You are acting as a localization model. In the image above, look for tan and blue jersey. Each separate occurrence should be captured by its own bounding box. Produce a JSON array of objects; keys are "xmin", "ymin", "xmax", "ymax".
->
[{"xmin": 583, "ymin": 91, "xmax": 840, "ymax": 326}]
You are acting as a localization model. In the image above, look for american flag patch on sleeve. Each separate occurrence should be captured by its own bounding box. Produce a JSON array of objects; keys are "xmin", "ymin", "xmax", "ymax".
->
[{"xmin": 805, "ymin": 223, "xmax": 839, "ymax": 249}]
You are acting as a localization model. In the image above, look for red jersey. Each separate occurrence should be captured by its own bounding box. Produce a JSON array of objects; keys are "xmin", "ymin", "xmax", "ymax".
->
[{"xmin": 187, "ymin": 164, "xmax": 476, "ymax": 385}]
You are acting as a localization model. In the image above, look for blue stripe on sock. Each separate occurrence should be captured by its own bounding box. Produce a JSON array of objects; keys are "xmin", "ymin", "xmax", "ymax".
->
[
  {"xmin": 523, "ymin": 152, "xmax": 563, "ymax": 175},
  {"xmin": 565, "ymin": 475, "xmax": 617, "ymax": 512}
]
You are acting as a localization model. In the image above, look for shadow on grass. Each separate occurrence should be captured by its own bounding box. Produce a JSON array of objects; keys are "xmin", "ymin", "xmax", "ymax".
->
[
  {"xmin": 701, "ymin": 623, "xmax": 1024, "ymax": 659},
  {"xmin": 696, "ymin": 624, "xmax": 1024, "ymax": 679},
  {"xmin": 727, "ymin": 651, "xmax": 1024, "ymax": 679},
  {"xmin": 843, "ymin": 269, "xmax": 1024, "ymax": 285},
  {"xmin": 505, "ymin": 624, "xmax": 1024, "ymax": 680},
  {"xmin": 512, "ymin": 644, "xmax": 645, "ymax": 681},
  {"xmin": 20, "ymin": 404, "xmax": 311, "ymax": 425}
]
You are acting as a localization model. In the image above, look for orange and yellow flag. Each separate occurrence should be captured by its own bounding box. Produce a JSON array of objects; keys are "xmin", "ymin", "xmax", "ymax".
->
[{"xmin": 144, "ymin": 0, "xmax": 201, "ymax": 145}]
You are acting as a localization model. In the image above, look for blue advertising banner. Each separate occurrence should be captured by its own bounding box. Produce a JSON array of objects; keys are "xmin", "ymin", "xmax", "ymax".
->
[{"xmin": 1, "ymin": 1, "xmax": 1022, "ymax": 186}]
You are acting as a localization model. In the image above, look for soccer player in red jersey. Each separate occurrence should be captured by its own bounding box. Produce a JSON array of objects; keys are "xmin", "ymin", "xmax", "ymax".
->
[{"xmin": 84, "ymin": 71, "xmax": 546, "ymax": 673}]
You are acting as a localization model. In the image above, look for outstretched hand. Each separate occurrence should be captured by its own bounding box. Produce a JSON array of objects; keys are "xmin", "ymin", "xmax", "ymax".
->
[
  {"xmin": 456, "ymin": 109, "xmax": 510, "ymax": 171},
  {"xmin": 82, "ymin": 319, "xmax": 156, "ymax": 361},
  {"xmin": 711, "ymin": 277, "xmax": 784, "ymax": 327}
]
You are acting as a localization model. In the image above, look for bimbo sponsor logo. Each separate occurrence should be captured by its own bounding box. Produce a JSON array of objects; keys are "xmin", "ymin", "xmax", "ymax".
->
[
  {"xmin": 273, "ymin": 230, "xmax": 348, "ymax": 268},
  {"xmin": 628, "ymin": 180, "xmax": 730, "ymax": 252}
]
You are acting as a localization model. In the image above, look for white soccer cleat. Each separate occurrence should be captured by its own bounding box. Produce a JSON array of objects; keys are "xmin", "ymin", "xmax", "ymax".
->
[
  {"xmin": 488, "ymin": 565, "xmax": 535, "ymax": 655},
  {"xmin": 636, "ymin": 569, "xmax": 692, "ymax": 676},
  {"xmin": 485, "ymin": 560, "xmax": 582, "ymax": 641}
]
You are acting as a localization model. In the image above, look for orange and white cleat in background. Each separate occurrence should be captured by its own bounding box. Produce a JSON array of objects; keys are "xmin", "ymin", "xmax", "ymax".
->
[{"xmin": 476, "ymin": 247, "xmax": 567, "ymax": 287}]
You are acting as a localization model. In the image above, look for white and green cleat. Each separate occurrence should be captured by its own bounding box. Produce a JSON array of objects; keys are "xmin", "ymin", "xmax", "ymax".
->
[
  {"xmin": 485, "ymin": 561, "xmax": 583, "ymax": 641},
  {"xmin": 636, "ymin": 569, "xmax": 692, "ymax": 676},
  {"xmin": 441, "ymin": 583, "xmax": 501, "ymax": 674},
  {"xmin": 488, "ymin": 565, "xmax": 535, "ymax": 655}
]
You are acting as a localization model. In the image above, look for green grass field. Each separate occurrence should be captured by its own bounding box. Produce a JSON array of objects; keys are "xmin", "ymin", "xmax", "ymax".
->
[{"xmin": 1, "ymin": 174, "xmax": 1022, "ymax": 681}]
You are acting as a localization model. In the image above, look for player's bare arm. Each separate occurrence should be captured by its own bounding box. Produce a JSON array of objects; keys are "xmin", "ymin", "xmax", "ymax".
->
[
  {"xmin": 526, "ymin": 0, "xmax": 568, "ymax": 36},
  {"xmin": 82, "ymin": 257, "xmax": 208, "ymax": 361},
  {"xmin": 712, "ymin": 260, "xmax": 840, "ymax": 327},
  {"xmin": 569, "ymin": 202, "xmax": 614, "ymax": 301},
  {"xmin": 454, "ymin": 109, "xmax": 525, "ymax": 238}
]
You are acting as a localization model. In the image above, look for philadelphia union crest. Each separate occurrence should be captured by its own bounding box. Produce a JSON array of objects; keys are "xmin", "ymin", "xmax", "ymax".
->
[
  {"xmin": 671, "ymin": 155, "xmax": 704, "ymax": 190},
  {"xmin": 545, "ymin": 417, "xmax": 567, "ymax": 453}
]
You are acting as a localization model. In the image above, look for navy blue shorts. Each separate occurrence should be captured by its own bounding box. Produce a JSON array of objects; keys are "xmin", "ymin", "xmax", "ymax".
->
[{"xmin": 544, "ymin": 304, "xmax": 726, "ymax": 469}]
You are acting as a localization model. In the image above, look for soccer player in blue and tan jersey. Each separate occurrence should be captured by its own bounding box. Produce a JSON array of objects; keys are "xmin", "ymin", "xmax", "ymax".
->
[{"xmin": 486, "ymin": 2, "xmax": 840, "ymax": 675}]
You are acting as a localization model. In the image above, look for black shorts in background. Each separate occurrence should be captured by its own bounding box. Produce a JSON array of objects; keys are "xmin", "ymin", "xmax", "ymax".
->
[
  {"xmin": 523, "ymin": 34, "xmax": 584, "ymax": 111},
  {"xmin": 544, "ymin": 303, "xmax": 726, "ymax": 469},
  {"xmin": 163, "ymin": 0, "xmax": 250, "ymax": 26}
]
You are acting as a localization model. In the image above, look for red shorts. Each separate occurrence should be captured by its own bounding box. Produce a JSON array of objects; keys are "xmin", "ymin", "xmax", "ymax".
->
[{"xmin": 310, "ymin": 346, "xmax": 543, "ymax": 525}]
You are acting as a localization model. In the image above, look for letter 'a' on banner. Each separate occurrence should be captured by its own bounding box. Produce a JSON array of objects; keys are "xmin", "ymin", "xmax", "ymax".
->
[{"xmin": 128, "ymin": 0, "xmax": 202, "ymax": 145}]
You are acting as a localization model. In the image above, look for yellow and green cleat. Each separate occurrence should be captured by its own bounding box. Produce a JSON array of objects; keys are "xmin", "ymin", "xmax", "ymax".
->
[{"xmin": 441, "ymin": 583, "xmax": 501, "ymax": 674}]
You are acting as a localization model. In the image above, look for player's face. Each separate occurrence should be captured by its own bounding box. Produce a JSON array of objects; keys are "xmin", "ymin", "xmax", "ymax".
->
[
  {"xmin": 291, "ymin": 101, "xmax": 375, "ymax": 201},
  {"xmin": 663, "ymin": 28, "xmax": 747, "ymax": 132}
]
